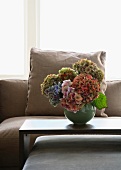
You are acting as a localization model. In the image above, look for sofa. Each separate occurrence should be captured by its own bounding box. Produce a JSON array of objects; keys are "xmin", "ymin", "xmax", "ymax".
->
[{"xmin": 0, "ymin": 48, "xmax": 121, "ymax": 170}]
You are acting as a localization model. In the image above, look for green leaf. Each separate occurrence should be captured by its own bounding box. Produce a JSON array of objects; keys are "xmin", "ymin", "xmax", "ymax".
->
[{"xmin": 92, "ymin": 92, "xmax": 107, "ymax": 110}]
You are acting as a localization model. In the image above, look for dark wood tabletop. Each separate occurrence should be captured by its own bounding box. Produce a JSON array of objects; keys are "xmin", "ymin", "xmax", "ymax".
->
[{"xmin": 19, "ymin": 117, "xmax": 121, "ymax": 135}]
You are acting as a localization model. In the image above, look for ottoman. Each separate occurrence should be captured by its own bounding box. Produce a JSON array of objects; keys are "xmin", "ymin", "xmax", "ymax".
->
[{"xmin": 22, "ymin": 135, "xmax": 121, "ymax": 170}]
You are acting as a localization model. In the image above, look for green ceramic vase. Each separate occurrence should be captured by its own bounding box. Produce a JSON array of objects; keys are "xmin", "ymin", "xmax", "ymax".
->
[{"xmin": 64, "ymin": 104, "xmax": 96, "ymax": 125}]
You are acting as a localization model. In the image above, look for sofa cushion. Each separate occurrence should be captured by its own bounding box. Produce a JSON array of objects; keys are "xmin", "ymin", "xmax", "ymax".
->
[
  {"xmin": 105, "ymin": 80, "xmax": 121, "ymax": 116},
  {"xmin": 0, "ymin": 79, "xmax": 28, "ymax": 122},
  {"xmin": 25, "ymin": 48, "xmax": 107, "ymax": 117}
]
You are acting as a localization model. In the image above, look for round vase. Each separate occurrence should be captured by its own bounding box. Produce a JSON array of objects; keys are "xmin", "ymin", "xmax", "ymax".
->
[{"xmin": 64, "ymin": 104, "xmax": 96, "ymax": 125}]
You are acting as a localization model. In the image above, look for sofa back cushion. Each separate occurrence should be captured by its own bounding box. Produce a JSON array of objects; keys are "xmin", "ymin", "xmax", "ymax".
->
[
  {"xmin": 25, "ymin": 48, "xmax": 107, "ymax": 116},
  {"xmin": 105, "ymin": 80, "xmax": 121, "ymax": 116},
  {"xmin": 0, "ymin": 79, "xmax": 28, "ymax": 122}
]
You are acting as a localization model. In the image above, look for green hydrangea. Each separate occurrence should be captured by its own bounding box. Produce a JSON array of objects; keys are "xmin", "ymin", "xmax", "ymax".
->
[
  {"xmin": 72, "ymin": 59, "xmax": 104, "ymax": 83},
  {"xmin": 58, "ymin": 67, "xmax": 77, "ymax": 81},
  {"xmin": 41, "ymin": 74, "xmax": 60, "ymax": 96}
]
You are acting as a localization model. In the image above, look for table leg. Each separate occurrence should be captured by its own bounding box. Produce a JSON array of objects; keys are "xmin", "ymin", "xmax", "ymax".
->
[{"xmin": 19, "ymin": 133, "xmax": 30, "ymax": 170}]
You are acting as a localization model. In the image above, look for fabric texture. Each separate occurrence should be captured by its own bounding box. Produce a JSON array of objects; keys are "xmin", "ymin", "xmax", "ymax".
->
[
  {"xmin": 0, "ymin": 116, "xmax": 64, "ymax": 168},
  {"xmin": 23, "ymin": 135, "xmax": 121, "ymax": 170},
  {"xmin": 25, "ymin": 48, "xmax": 107, "ymax": 116},
  {"xmin": 0, "ymin": 79, "xmax": 28, "ymax": 122},
  {"xmin": 105, "ymin": 80, "xmax": 121, "ymax": 116}
]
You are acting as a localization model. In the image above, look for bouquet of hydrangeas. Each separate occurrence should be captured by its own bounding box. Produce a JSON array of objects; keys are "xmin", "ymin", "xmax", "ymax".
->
[{"xmin": 41, "ymin": 59, "xmax": 107, "ymax": 113}]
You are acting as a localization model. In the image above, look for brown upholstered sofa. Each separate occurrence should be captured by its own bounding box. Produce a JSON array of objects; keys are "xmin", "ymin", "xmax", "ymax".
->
[
  {"xmin": 0, "ymin": 48, "xmax": 121, "ymax": 170},
  {"xmin": 0, "ymin": 79, "xmax": 121, "ymax": 170}
]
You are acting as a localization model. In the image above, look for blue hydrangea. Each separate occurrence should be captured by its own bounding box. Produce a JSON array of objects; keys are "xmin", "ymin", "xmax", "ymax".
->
[{"xmin": 44, "ymin": 82, "xmax": 62, "ymax": 106}]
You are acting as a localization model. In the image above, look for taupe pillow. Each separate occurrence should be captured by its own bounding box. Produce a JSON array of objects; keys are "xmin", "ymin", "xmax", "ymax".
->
[
  {"xmin": 25, "ymin": 48, "xmax": 107, "ymax": 116},
  {"xmin": 0, "ymin": 79, "xmax": 28, "ymax": 122},
  {"xmin": 105, "ymin": 80, "xmax": 121, "ymax": 116}
]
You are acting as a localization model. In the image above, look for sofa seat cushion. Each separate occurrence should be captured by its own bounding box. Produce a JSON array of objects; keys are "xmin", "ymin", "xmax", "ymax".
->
[
  {"xmin": 23, "ymin": 135, "xmax": 121, "ymax": 170},
  {"xmin": 0, "ymin": 116, "xmax": 64, "ymax": 168}
]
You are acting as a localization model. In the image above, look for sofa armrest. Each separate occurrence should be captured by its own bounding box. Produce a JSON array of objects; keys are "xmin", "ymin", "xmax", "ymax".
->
[{"xmin": 0, "ymin": 79, "xmax": 28, "ymax": 122}]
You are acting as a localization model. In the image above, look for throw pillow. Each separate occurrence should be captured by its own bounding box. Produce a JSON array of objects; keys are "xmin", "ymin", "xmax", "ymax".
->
[
  {"xmin": 25, "ymin": 48, "xmax": 107, "ymax": 117},
  {"xmin": 105, "ymin": 80, "xmax": 121, "ymax": 116}
]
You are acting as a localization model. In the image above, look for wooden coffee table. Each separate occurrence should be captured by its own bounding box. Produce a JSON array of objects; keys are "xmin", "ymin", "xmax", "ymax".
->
[{"xmin": 19, "ymin": 118, "xmax": 121, "ymax": 169}]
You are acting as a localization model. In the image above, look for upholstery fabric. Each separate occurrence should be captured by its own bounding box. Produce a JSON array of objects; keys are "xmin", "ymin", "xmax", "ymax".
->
[
  {"xmin": 0, "ymin": 116, "xmax": 64, "ymax": 168},
  {"xmin": 0, "ymin": 79, "xmax": 28, "ymax": 122},
  {"xmin": 105, "ymin": 80, "xmax": 121, "ymax": 116},
  {"xmin": 25, "ymin": 48, "xmax": 107, "ymax": 117},
  {"xmin": 23, "ymin": 135, "xmax": 121, "ymax": 170}
]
